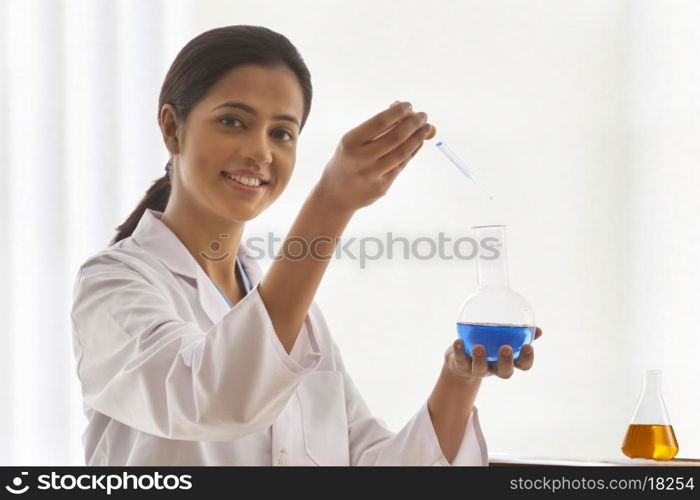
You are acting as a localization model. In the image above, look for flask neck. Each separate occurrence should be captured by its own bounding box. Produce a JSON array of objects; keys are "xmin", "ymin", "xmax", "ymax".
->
[
  {"xmin": 474, "ymin": 225, "xmax": 510, "ymax": 288},
  {"xmin": 630, "ymin": 369, "xmax": 672, "ymax": 425},
  {"xmin": 642, "ymin": 369, "xmax": 663, "ymax": 395}
]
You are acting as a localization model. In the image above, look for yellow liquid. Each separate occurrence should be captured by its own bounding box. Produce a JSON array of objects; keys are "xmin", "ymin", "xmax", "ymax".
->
[{"xmin": 621, "ymin": 424, "xmax": 679, "ymax": 460}]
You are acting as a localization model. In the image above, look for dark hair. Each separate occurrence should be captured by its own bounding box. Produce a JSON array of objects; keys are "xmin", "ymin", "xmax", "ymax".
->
[{"xmin": 110, "ymin": 25, "xmax": 313, "ymax": 245}]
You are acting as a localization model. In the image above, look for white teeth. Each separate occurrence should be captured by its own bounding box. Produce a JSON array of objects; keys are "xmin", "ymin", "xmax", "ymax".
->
[{"xmin": 223, "ymin": 172, "xmax": 263, "ymax": 187}]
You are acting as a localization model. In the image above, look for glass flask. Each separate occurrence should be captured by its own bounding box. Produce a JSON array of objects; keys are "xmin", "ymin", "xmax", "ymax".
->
[
  {"xmin": 621, "ymin": 369, "xmax": 679, "ymax": 460},
  {"xmin": 456, "ymin": 225, "xmax": 536, "ymax": 362}
]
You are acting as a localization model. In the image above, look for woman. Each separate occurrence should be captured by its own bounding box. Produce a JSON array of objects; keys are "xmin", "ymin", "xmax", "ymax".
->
[{"xmin": 71, "ymin": 25, "xmax": 542, "ymax": 466}]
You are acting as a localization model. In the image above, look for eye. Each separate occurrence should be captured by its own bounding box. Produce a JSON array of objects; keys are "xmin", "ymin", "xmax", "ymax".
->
[
  {"xmin": 219, "ymin": 116, "xmax": 244, "ymax": 128},
  {"xmin": 274, "ymin": 129, "xmax": 295, "ymax": 142},
  {"xmin": 219, "ymin": 116, "xmax": 295, "ymax": 142}
]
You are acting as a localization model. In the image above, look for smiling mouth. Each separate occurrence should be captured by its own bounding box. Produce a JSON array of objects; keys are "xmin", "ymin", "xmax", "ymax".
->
[{"xmin": 220, "ymin": 171, "xmax": 269, "ymax": 187}]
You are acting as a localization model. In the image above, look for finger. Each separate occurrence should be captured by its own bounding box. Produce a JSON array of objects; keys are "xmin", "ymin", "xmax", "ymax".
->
[
  {"xmin": 375, "ymin": 116, "xmax": 435, "ymax": 144},
  {"xmin": 344, "ymin": 101, "xmax": 414, "ymax": 148},
  {"xmin": 451, "ymin": 339, "xmax": 471, "ymax": 369},
  {"xmin": 405, "ymin": 138, "xmax": 425, "ymax": 162},
  {"xmin": 515, "ymin": 343, "xmax": 535, "ymax": 371},
  {"xmin": 379, "ymin": 163, "xmax": 405, "ymax": 188},
  {"xmin": 375, "ymin": 123, "xmax": 431, "ymax": 177},
  {"xmin": 470, "ymin": 344, "xmax": 489, "ymax": 377},
  {"xmin": 534, "ymin": 327, "xmax": 543, "ymax": 340},
  {"xmin": 496, "ymin": 345, "xmax": 515, "ymax": 379},
  {"xmin": 365, "ymin": 110, "xmax": 428, "ymax": 161},
  {"xmin": 366, "ymin": 101, "xmax": 416, "ymax": 143},
  {"xmin": 379, "ymin": 140, "xmax": 425, "ymax": 183}
]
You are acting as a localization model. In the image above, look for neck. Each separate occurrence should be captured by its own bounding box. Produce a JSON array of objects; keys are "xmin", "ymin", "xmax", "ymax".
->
[
  {"xmin": 161, "ymin": 193, "xmax": 245, "ymax": 290},
  {"xmin": 474, "ymin": 225, "xmax": 510, "ymax": 289}
]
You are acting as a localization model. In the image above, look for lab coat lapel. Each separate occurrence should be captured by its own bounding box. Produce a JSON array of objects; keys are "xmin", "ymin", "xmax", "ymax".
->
[
  {"xmin": 132, "ymin": 208, "xmax": 236, "ymax": 327},
  {"xmin": 236, "ymin": 244, "xmax": 263, "ymax": 287},
  {"xmin": 131, "ymin": 208, "xmax": 198, "ymax": 279},
  {"xmin": 194, "ymin": 264, "xmax": 232, "ymax": 326}
]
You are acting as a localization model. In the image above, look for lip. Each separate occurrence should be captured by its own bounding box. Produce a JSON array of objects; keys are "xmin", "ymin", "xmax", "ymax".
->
[
  {"xmin": 221, "ymin": 169, "xmax": 269, "ymax": 183},
  {"xmin": 222, "ymin": 173, "xmax": 267, "ymax": 194}
]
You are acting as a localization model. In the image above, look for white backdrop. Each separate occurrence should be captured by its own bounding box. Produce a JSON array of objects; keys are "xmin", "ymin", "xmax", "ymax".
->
[{"xmin": 1, "ymin": 0, "xmax": 698, "ymax": 465}]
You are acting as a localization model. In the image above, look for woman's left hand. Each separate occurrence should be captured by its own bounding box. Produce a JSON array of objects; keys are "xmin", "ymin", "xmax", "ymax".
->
[{"xmin": 444, "ymin": 327, "xmax": 543, "ymax": 382}]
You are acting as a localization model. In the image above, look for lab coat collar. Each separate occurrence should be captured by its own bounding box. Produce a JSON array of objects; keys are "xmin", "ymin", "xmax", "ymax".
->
[
  {"xmin": 131, "ymin": 208, "xmax": 197, "ymax": 279},
  {"xmin": 131, "ymin": 208, "xmax": 263, "ymax": 325}
]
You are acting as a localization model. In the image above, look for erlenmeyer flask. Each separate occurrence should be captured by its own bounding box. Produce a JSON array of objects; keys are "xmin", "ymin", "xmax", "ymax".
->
[
  {"xmin": 456, "ymin": 225, "xmax": 536, "ymax": 362},
  {"xmin": 621, "ymin": 369, "xmax": 679, "ymax": 460}
]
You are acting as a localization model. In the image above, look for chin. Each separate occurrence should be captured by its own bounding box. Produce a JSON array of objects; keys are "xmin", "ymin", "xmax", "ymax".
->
[{"xmin": 223, "ymin": 205, "xmax": 261, "ymax": 222}]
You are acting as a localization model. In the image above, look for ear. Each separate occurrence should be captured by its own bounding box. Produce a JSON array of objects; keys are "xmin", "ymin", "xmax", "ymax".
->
[{"xmin": 159, "ymin": 104, "xmax": 181, "ymax": 156}]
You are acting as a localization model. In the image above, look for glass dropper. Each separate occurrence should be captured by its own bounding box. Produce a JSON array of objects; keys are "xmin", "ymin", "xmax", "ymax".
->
[{"xmin": 434, "ymin": 140, "xmax": 493, "ymax": 200}]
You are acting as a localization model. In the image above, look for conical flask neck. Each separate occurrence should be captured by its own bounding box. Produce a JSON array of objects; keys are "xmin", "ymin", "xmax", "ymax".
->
[
  {"xmin": 631, "ymin": 370, "xmax": 672, "ymax": 425},
  {"xmin": 643, "ymin": 370, "xmax": 662, "ymax": 394},
  {"xmin": 474, "ymin": 225, "xmax": 509, "ymax": 288}
]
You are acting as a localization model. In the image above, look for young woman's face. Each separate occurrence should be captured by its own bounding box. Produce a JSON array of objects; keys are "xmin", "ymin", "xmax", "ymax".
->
[{"xmin": 172, "ymin": 63, "xmax": 305, "ymax": 221}]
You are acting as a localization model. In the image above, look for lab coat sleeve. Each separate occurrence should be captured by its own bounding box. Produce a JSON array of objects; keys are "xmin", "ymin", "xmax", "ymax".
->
[
  {"xmin": 333, "ymin": 343, "xmax": 488, "ymax": 466},
  {"xmin": 71, "ymin": 255, "xmax": 322, "ymax": 442}
]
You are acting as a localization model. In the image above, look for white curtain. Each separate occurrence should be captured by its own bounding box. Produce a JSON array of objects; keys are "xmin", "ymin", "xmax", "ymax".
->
[
  {"xmin": 1, "ymin": 0, "xmax": 195, "ymax": 465},
  {"xmin": 1, "ymin": 0, "xmax": 698, "ymax": 465}
]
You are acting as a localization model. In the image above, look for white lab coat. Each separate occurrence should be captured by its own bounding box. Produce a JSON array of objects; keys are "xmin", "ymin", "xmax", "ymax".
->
[{"xmin": 71, "ymin": 208, "xmax": 488, "ymax": 466}]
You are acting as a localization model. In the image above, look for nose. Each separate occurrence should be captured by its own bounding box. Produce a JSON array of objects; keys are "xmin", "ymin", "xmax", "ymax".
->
[{"xmin": 240, "ymin": 128, "xmax": 273, "ymax": 167}]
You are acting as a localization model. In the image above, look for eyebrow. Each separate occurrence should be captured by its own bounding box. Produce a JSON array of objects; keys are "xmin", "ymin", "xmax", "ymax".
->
[{"xmin": 211, "ymin": 101, "xmax": 300, "ymax": 128}]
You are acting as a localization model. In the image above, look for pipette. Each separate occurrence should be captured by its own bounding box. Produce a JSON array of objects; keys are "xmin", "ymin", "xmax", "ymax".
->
[{"xmin": 434, "ymin": 141, "xmax": 493, "ymax": 200}]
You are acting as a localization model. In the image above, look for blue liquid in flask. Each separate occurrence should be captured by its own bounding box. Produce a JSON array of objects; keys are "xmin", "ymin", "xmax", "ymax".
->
[{"xmin": 457, "ymin": 323, "xmax": 535, "ymax": 362}]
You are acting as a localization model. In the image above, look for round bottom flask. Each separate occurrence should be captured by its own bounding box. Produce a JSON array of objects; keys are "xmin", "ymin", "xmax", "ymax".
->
[{"xmin": 456, "ymin": 225, "xmax": 536, "ymax": 362}]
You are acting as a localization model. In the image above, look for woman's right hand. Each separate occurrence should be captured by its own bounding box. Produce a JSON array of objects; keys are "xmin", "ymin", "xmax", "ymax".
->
[{"xmin": 317, "ymin": 101, "xmax": 433, "ymax": 213}]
